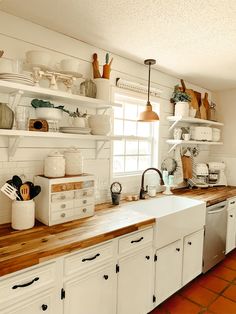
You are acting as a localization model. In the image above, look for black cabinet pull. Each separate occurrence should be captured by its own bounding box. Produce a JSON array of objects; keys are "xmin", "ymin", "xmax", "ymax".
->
[
  {"xmin": 145, "ymin": 255, "xmax": 150, "ymax": 260},
  {"xmin": 131, "ymin": 237, "xmax": 144, "ymax": 244},
  {"xmin": 103, "ymin": 275, "xmax": 109, "ymax": 280},
  {"xmin": 230, "ymin": 214, "xmax": 234, "ymax": 218},
  {"xmin": 176, "ymin": 248, "xmax": 180, "ymax": 252},
  {"xmin": 82, "ymin": 253, "xmax": 100, "ymax": 262},
  {"xmin": 12, "ymin": 277, "xmax": 39, "ymax": 289},
  {"xmin": 41, "ymin": 304, "xmax": 48, "ymax": 311},
  {"xmin": 188, "ymin": 241, "xmax": 192, "ymax": 245},
  {"xmin": 231, "ymin": 201, "xmax": 236, "ymax": 205}
]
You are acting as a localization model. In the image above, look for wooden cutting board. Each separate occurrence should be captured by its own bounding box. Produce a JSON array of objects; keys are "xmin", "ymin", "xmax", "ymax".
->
[
  {"xmin": 180, "ymin": 80, "xmax": 200, "ymax": 118},
  {"xmin": 202, "ymin": 93, "xmax": 210, "ymax": 119},
  {"xmin": 200, "ymin": 100, "xmax": 207, "ymax": 119},
  {"xmin": 182, "ymin": 155, "xmax": 193, "ymax": 179}
]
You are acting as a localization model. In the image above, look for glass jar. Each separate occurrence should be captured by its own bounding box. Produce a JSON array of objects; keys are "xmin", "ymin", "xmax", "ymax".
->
[
  {"xmin": 80, "ymin": 79, "xmax": 97, "ymax": 98},
  {"xmin": 0, "ymin": 103, "xmax": 14, "ymax": 129}
]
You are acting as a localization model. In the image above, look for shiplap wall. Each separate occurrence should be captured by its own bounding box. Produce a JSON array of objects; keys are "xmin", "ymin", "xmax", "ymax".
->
[{"xmin": 0, "ymin": 11, "xmax": 212, "ymax": 223}]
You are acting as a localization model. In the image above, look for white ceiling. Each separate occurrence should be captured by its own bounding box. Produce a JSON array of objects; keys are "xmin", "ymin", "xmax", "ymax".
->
[{"xmin": 1, "ymin": 0, "xmax": 236, "ymax": 91}]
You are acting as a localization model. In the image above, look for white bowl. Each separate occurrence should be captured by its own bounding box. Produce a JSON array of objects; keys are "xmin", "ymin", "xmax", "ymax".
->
[
  {"xmin": 26, "ymin": 50, "xmax": 52, "ymax": 67},
  {"xmin": 60, "ymin": 59, "xmax": 79, "ymax": 73},
  {"xmin": 35, "ymin": 107, "xmax": 63, "ymax": 120},
  {"xmin": 88, "ymin": 114, "xmax": 111, "ymax": 135}
]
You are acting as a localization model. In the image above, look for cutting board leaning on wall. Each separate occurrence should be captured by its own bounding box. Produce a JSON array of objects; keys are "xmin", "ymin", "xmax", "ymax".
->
[{"xmin": 180, "ymin": 79, "xmax": 201, "ymax": 118}]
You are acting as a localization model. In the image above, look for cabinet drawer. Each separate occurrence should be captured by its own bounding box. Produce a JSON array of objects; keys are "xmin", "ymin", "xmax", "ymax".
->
[
  {"xmin": 228, "ymin": 197, "xmax": 236, "ymax": 210},
  {"xmin": 74, "ymin": 197, "xmax": 94, "ymax": 207},
  {"xmin": 51, "ymin": 183, "xmax": 74, "ymax": 193},
  {"xmin": 64, "ymin": 242, "xmax": 114, "ymax": 277},
  {"xmin": 0, "ymin": 262, "xmax": 56, "ymax": 305},
  {"xmin": 119, "ymin": 228, "xmax": 153, "ymax": 255},
  {"xmin": 75, "ymin": 188, "xmax": 94, "ymax": 198},
  {"xmin": 74, "ymin": 205, "xmax": 94, "ymax": 218},
  {"xmin": 51, "ymin": 191, "xmax": 74, "ymax": 202},
  {"xmin": 51, "ymin": 199, "xmax": 74, "ymax": 211},
  {"xmin": 51, "ymin": 208, "xmax": 74, "ymax": 221}
]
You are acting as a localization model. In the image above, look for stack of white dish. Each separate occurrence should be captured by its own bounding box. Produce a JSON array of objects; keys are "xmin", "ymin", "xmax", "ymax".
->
[
  {"xmin": 59, "ymin": 126, "xmax": 91, "ymax": 134},
  {"xmin": 0, "ymin": 73, "xmax": 34, "ymax": 86}
]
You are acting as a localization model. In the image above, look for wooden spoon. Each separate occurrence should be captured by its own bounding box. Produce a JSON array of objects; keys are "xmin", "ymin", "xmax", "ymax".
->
[
  {"xmin": 20, "ymin": 184, "xmax": 31, "ymax": 201},
  {"xmin": 92, "ymin": 53, "xmax": 101, "ymax": 79}
]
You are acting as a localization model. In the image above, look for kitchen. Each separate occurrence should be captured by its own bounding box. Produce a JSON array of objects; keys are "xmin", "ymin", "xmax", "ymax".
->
[{"xmin": 0, "ymin": 1, "xmax": 236, "ymax": 314}]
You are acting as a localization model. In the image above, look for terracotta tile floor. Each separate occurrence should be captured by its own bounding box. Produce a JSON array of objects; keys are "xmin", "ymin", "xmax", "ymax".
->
[{"xmin": 150, "ymin": 249, "xmax": 236, "ymax": 314}]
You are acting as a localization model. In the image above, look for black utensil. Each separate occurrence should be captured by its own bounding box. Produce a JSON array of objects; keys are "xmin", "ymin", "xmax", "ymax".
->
[
  {"xmin": 30, "ymin": 185, "xmax": 41, "ymax": 199},
  {"xmin": 12, "ymin": 175, "xmax": 23, "ymax": 189},
  {"xmin": 7, "ymin": 179, "xmax": 23, "ymax": 200}
]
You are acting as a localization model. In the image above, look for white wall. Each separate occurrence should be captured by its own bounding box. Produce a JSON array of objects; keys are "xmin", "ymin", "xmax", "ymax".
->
[
  {"xmin": 0, "ymin": 11, "xmax": 212, "ymax": 223},
  {"xmin": 210, "ymin": 90, "xmax": 236, "ymax": 185}
]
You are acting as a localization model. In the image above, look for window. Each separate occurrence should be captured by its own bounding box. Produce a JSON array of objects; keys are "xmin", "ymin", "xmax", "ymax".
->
[{"xmin": 112, "ymin": 91, "xmax": 159, "ymax": 176}]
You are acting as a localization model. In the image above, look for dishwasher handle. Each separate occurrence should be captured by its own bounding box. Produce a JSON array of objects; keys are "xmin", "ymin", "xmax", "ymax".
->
[{"xmin": 208, "ymin": 206, "xmax": 226, "ymax": 214}]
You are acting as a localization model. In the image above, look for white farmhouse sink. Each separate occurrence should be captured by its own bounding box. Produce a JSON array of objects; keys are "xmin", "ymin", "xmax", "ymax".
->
[{"xmin": 122, "ymin": 195, "xmax": 206, "ymax": 249}]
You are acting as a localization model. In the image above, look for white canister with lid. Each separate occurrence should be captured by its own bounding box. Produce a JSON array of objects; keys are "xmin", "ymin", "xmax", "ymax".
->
[
  {"xmin": 64, "ymin": 147, "xmax": 83, "ymax": 175},
  {"xmin": 44, "ymin": 151, "xmax": 65, "ymax": 177}
]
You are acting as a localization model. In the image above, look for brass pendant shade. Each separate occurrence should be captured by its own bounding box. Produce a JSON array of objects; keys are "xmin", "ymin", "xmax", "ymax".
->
[{"xmin": 138, "ymin": 59, "xmax": 159, "ymax": 122}]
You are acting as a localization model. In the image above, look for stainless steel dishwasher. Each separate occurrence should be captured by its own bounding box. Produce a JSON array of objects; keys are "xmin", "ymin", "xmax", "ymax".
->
[{"xmin": 203, "ymin": 200, "xmax": 227, "ymax": 273}]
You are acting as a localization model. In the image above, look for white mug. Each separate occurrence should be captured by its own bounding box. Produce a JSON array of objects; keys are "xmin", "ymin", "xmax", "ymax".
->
[{"xmin": 183, "ymin": 133, "xmax": 191, "ymax": 141}]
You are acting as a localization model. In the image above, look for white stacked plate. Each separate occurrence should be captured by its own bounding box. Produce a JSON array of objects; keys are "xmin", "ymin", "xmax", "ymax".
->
[
  {"xmin": 0, "ymin": 73, "xmax": 35, "ymax": 86},
  {"xmin": 59, "ymin": 127, "xmax": 91, "ymax": 134}
]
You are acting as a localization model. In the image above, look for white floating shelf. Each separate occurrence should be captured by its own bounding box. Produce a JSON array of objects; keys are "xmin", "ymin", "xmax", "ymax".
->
[
  {"xmin": 166, "ymin": 139, "xmax": 223, "ymax": 153},
  {"xmin": 167, "ymin": 116, "xmax": 224, "ymax": 131},
  {"xmin": 0, "ymin": 80, "xmax": 121, "ymax": 109}
]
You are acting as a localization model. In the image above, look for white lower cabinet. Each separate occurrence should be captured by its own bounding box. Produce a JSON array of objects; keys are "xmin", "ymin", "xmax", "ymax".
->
[
  {"xmin": 155, "ymin": 239, "xmax": 182, "ymax": 305},
  {"xmin": 117, "ymin": 247, "xmax": 153, "ymax": 314},
  {"xmin": 182, "ymin": 229, "xmax": 204, "ymax": 286},
  {"xmin": 1, "ymin": 289, "xmax": 57, "ymax": 314},
  {"xmin": 226, "ymin": 207, "xmax": 236, "ymax": 254},
  {"xmin": 64, "ymin": 264, "xmax": 116, "ymax": 314}
]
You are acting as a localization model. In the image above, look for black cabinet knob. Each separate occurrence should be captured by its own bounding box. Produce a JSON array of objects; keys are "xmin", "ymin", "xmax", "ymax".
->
[
  {"xmin": 230, "ymin": 214, "xmax": 233, "ymax": 218},
  {"xmin": 176, "ymin": 248, "xmax": 180, "ymax": 252},
  {"xmin": 103, "ymin": 275, "xmax": 109, "ymax": 280},
  {"xmin": 188, "ymin": 241, "xmax": 192, "ymax": 245},
  {"xmin": 145, "ymin": 255, "xmax": 150, "ymax": 260},
  {"xmin": 41, "ymin": 304, "xmax": 48, "ymax": 311}
]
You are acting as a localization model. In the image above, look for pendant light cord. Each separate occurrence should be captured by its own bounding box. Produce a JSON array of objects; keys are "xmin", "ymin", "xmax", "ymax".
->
[{"xmin": 147, "ymin": 62, "xmax": 151, "ymax": 104}]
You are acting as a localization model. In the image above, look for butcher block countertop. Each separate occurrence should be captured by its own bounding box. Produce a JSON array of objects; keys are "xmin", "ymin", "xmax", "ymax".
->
[
  {"xmin": 0, "ymin": 207, "xmax": 154, "ymax": 277},
  {"xmin": 173, "ymin": 186, "xmax": 236, "ymax": 206}
]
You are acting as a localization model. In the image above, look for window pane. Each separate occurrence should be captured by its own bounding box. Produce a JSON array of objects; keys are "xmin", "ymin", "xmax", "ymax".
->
[
  {"xmin": 124, "ymin": 120, "xmax": 137, "ymax": 136},
  {"xmin": 114, "ymin": 106, "xmax": 123, "ymax": 118},
  {"xmin": 126, "ymin": 141, "xmax": 138, "ymax": 155},
  {"xmin": 138, "ymin": 156, "xmax": 151, "ymax": 171},
  {"xmin": 113, "ymin": 140, "xmax": 124, "ymax": 155},
  {"xmin": 137, "ymin": 122, "xmax": 150, "ymax": 137},
  {"xmin": 125, "ymin": 156, "xmax": 138, "ymax": 172},
  {"xmin": 113, "ymin": 156, "xmax": 124, "ymax": 173},
  {"xmin": 124, "ymin": 103, "xmax": 137, "ymax": 120},
  {"xmin": 114, "ymin": 119, "xmax": 123, "ymax": 135},
  {"xmin": 139, "ymin": 141, "xmax": 151, "ymax": 154}
]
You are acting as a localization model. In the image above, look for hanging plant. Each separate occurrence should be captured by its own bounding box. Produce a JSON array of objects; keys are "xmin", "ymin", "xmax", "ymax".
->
[{"xmin": 170, "ymin": 85, "xmax": 192, "ymax": 103}]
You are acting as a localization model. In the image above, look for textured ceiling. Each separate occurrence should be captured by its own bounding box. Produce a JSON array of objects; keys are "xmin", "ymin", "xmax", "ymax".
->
[{"xmin": 1, "ymin": 0, "xmax": 236, "ymax": 91}]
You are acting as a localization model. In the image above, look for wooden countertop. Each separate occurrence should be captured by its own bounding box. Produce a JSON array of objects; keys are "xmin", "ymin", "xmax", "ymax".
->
[
  {"xmin": 173, "ymin": 186, "xmax": 236, "ymax": 206},
  {"xmin": 0, "ymin": 207, "xmax": 154, "ymax": 277}
]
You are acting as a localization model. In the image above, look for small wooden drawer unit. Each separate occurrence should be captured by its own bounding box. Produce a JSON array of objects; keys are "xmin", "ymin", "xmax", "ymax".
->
[{"xmin": 34, "ymin": 174, "xmax": 95, "ymax": 226}]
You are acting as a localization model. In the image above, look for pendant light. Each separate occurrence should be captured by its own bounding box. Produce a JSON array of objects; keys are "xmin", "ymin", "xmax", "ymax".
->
[{"xmin": 138, "ymin": 59, "xmax": 159, "ymax": 122}]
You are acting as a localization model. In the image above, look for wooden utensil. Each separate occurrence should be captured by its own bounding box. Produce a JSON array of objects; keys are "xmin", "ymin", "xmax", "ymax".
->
[
  {"xmin": 102, "ymin": 53, "xmax": 113, "ymax": 79},
  {"xmin": 182, "ymin": 155, "xmax": 193, "ymax": 179},
  {"xmin": 180, "ymin": 79, "xmax": 200, "ymax": 118},
  {"xmin": 0, "ymin": 51, "xmax": 4, "ymax": 58},
  {"xmin": 20, "ymin": 184, "xmax": 30, "ymax": 201},
  {"xmin": 92, "ymin": 53, "xmax": 101, "ymax": 79},
  {"xmin": 202, "ymin": 93, "xmax": 210, "ymax": 119},
  {"xmin": 200, "ymin": 99, "xmax": 207, "ymax": 119}
]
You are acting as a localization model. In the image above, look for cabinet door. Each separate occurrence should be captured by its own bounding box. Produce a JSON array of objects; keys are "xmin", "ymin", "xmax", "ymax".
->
[
  {"xmin": 226, "ymin": 208, "xmax": 236, "ymax": 254},
  {"xmin": 64, "ymin": 264, "xmax": 116, "ymax": 314},
  {"xmin": 1, "ymin": 290, "xmax": 57, "ymax": 314},
  {"xmin": 117, "ymin": 247, "xmax": 153, "ymax": 314},
  {"xmin": 155, "ymin": 240, "xmax": 182, "ymax": 305},
  {"xmin": 182, "ymin": 229, "xmax": 204, "ymax": 286}
]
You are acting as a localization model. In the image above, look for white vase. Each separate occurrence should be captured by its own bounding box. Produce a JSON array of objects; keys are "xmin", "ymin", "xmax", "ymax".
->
[
  {"xmin": 94, "ymin": 78, "xmax": 110, "ymax": 101},
  {"xmin": 175, "ymin": 101, "xmax": 189, "ymax": 117},
  {"xmin": 12, "ymin": 200, "xmax": 35, "ymax": 230}
]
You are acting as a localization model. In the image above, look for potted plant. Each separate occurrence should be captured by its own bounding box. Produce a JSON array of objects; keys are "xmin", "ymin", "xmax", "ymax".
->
[
  {"xmin": 170, "ymin": 85, "xmax": 192, "ymax": 117},
  {"xmin": 67, "ymin": 108, "xmax": 88, "ymax": 128}
]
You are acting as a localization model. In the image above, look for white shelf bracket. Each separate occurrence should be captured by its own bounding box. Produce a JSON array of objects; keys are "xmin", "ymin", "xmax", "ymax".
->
[
  {"xmin": 8, "ymin": 136, "xmax": 23, "ymax": 160},
  {"xmin": 168, "ymin": 117, "xmax": 182, "ymax": 132},
  {"xmin": 9, "ymin": 90, "xmax": 24, "ymax": 111},
  {"xmin": 167, "ymin": 143, "xmax": 179, "ymax": 154},
  {"xmin": 95, "ymin": 140, "xmax": 108, "ymax": 158}
]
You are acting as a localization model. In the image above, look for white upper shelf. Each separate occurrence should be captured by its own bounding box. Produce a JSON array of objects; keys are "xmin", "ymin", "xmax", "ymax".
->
[
  {"xmin": 167, "ymin": 116, "xmax": 224, "ymax": 127},
  {"xmin": 0, "ymin": 80, "xmax": 121, "ymax": 109}
]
